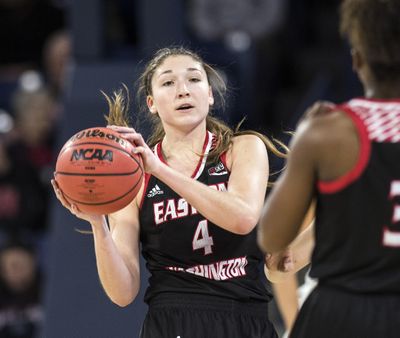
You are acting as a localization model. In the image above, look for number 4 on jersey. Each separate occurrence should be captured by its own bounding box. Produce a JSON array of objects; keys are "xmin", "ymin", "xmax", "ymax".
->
[{"xmin": 193, "ymin": 220, "xmax": 214, "ymax": 255}]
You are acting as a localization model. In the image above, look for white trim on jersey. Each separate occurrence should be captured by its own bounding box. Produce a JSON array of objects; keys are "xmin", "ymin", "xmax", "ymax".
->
[
  {"xmin": 349, "ymin": 99, "xmax": 400, "ymax": 143},
  {"xmin": 192, "ymin": 130, "xmax": 214, "ymax": 180}
]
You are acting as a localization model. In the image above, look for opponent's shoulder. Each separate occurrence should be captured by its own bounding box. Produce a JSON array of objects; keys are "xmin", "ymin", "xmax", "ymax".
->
[
  {"xmin": 295, "ymin": 109, "xmax": 356, "ymax": 150},
  {"xmin": 286, "ymin": 108, "xmax": 359, "ymax": 178}
]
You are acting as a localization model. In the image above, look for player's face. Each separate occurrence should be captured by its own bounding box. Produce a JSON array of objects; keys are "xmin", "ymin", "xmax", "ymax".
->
[{"xmin": 147, "ymin": 55, "xmax": 214, "ymax": 133}]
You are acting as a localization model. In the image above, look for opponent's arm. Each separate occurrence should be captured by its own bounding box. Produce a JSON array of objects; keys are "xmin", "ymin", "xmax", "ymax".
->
[
  {"xmin": 265, "ymin": 203, "xmax": 315, "ymax": 282},
  {"xmin": 258, "ymin": 107, "xmax": 358, "ymax": 253},
  {"xmin": 258, "ymin": 118, "xmax": 319, "ymax": 253}
]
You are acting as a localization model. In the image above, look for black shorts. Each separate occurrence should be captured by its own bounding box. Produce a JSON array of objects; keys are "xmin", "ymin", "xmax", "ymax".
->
[
  {"xmin": 140, "ymin": 292, "xmax": 278, "ymax": 338},
  {"xmin": 290, "ymin": 285, "xmax": 400, "ymax": 338}
]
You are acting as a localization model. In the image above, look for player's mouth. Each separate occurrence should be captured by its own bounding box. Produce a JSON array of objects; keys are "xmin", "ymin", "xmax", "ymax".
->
[{"xmin": 176, "ymin": 103, "xmax": 194, "ymax": 111}]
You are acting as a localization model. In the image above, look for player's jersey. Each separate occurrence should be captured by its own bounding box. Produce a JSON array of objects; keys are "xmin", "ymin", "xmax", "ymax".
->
[
  {"xmin": 310, "ymin": 98, "xmax": 400, "ymax": 293},
  {"xmin": 139, "ymin": 131, "xmax": 271, "ymax": 304}
]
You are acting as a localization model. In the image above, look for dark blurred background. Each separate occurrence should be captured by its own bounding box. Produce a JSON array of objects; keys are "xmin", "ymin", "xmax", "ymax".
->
[{"xmin": 0, "ymin": 1, "xmax": 362, "ymax": 337}]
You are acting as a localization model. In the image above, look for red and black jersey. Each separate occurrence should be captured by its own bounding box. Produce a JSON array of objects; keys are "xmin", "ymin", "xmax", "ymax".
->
[
  {"xmin": 139, "ymin": 131, "xmax": 271, "ymax": 304},
  {"xmin": 310, "ymin": 98, "xmax": 400, "ymax": 293}
]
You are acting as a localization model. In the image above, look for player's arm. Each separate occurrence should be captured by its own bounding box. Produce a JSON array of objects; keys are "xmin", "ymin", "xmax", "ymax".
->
[
  {"xmin": 52, "ymin": 177, "xmax": 142, "ymax": 307},
  {"xmin": 265, "ymin": 216, "xmax": 315, "ymax": 283},
  {"xmin": 272, "ymin": 275, "xmax": 299, "ymax": 332},
  {"xmin": 258, "ymin": 106, "xmax": 359, "ymax": 253},
  {"xmin": 266, "ymin": 214, "xmax": 315, "ymax": 332},
  {"xmin": 258, "ymin": 118, "xmax": 320, "ymax": 253},
  {"xmin": 91, "ymin": 187, "xmax": 142, "ymax": 307},
  {"xmin": 108, "ymin": 125, "xmax": 268, "ymax": 234},
  {"xmin": 151, "ymin": 134, "xmax": 269, "ymax": 234}
]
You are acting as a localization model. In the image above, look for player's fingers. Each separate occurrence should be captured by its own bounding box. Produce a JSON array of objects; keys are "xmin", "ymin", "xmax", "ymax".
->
[
  {"xmin": 264, "ymin": 253, "xmax": 273, "ymax": 266},
  {"xmin": 133, "ymin": 133, "xmax": 146, "ymax": 146},
  {"xmin": 51, "ymin": 179, "xmax": 73, "ymax": 210},
  {"xmin": 306, "ymin": 100, "xmax": 334, "ymax": 117},
  {"xmin": 282, "ymin": 257, "xmax": 294, "ymax": 272},
  {"xmin": 107, "ymin": 125, "xmax": 136, "ymax": 133},
  {"xmin": 57, "ymin": 190, "xmax": 72, "ymax": 209},
  {"xmin": 51, "ymin": 179, "xmax": 63, "ymax": 201},
  {"xmin": 132, "ymin": 146, "xmax": 146, "ymax": 155},
  {"xmin": 315, "ymin": 100, "xmax": 335, "ymax": 114},
  {"xmin": 70, "ymin": 204, "xmax": 81, "ymax": 215},
  {"xmin": 51, "ymin": 179, "xmax": 58, "ymax": 195},
  {"xmin": 125, "ymin": 133, "xmax": 146, "ymax": 147}
]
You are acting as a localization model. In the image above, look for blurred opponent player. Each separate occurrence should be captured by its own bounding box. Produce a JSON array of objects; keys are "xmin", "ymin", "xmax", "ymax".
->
[{"xmin": 258, "ymin": 0, "xmax": 400, "ymax": 337}]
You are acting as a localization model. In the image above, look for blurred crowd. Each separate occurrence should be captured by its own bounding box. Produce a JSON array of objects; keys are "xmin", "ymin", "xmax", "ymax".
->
[
  {"xmin": 0, "ymin": 0, "xmax": 69, "ymax": 336},
  {"xmin": 0, "ymin": 0, "xmax": 361, "ymax": 337}
]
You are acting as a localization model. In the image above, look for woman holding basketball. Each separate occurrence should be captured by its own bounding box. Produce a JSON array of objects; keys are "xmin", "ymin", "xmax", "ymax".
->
[{"xmin": 52, "ymin": 47, "xmax": 285, "ymax": 338}]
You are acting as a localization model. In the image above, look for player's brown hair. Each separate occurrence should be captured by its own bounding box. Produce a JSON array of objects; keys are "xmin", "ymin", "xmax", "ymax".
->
[
  {"xmin": 340, "ymin": 0, "xmax": 400, "ymax": 83},
  {"xmin": 105, "ymin": 47, "xmax": 287, "ymax": 167}
]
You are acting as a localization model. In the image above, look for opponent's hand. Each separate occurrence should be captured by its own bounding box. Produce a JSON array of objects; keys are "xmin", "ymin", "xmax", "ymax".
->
[
  {"xmin": 297, "ymin": 100, "xmax": 335, "ymax": 126},
  {"xmin": 264, "ymin": 249, "xmax": 296, "ymax": 283},
  {"xmin": 107, "ymin": 125, "xmax": 160, "ymax": 174},
  {"xmin": 265, "ymin": 249, "xmax": 294, "ymax": 273},
  {"xmin": 51, "ymin": 179, "xmax": 105, "ymax": 224}
]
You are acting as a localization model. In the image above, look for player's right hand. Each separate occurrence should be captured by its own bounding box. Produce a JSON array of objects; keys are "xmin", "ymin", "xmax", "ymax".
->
[{"xmin": 51, "ymin": 178, "xmax": 105, "ymax": 224}]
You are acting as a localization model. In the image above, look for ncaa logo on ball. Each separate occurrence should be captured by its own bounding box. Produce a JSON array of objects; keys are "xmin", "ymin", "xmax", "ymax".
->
[{"xmin": 70, "ymin": 148, "xmax": 114, "ymax": 162}]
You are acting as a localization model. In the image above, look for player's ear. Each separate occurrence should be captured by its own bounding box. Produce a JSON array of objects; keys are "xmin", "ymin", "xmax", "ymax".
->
[
  {"xmin": 351, "ymin": 48, "xmax": 363, "ymax": 73},
  {"xmin": 147, "ymin": 96, "xmax": 157, "ymax": 114}
]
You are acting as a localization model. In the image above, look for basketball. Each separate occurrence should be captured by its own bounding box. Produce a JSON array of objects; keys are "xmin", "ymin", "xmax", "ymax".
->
[{"xmin": 54, "ymin": 127, "xmax": 144, "ymax": 214}]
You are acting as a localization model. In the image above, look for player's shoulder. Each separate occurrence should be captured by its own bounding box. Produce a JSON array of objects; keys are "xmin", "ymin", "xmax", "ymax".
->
[
  {"xmin": 223, "ymin": 133, "xmax": 268, "ymax": 168},
  {"xmin": 297, "ymin": 108, "xmax": 356, "ymax": 148},
  {"xmin": 232, "ymin": 132, "xmax": 265, "ymax": 146},
  {"xmin": 287, "ymin": 108, "xmax": 358, "ymax": 167},
  {"xmin": 231, "ymin": 133, "xmax": 268, "ymax": 156}
]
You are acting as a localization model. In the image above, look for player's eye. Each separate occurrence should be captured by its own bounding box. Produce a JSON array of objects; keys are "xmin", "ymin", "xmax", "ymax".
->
[{"xmin": 162, "ymin": 80, "xmax": 174, "ymax": 87}]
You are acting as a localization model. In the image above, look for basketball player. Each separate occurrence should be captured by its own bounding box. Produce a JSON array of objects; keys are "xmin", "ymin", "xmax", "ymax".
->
[
  {"xmin": 258, "ymin": 0, "xmax": 400, "ymax": 337},
  {"xmin": 52, "ymin": 47, "xmax": 286, "ymax": 337}
]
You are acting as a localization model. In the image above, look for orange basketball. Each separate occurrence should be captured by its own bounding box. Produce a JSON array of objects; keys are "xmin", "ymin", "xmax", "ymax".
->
[{"xmin": 55, "ymin": 127, "xmax": 144, "ymax": 214}]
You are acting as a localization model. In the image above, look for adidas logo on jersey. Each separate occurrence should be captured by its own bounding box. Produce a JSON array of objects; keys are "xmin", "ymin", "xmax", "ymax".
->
[{"xmin": 147, "ymin": 184, "xmax": 164, "ymax": 198}]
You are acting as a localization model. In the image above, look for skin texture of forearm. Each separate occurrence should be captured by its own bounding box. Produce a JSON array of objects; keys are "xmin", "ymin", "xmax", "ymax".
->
[
  {"xmin": 265, "ymin": 222, "xmax": 314, "ymax": 283},
  {"xmin": 272, "ymin": 276, "xmax": 299, "ymax": 331},
  {"xmin": 148, "ymin": 135, "xmax": 269, "ymax": 235},
  {"xmin": 91, "ymin": 219, "xmax": 140, "ymax": 306},
  {"xmin": 152, "ymin": 161, "xmax": 262, "ymax": 234},
  {"xmin": 289, "ymin": 222, "xmax": 314, "ymax": 270}
]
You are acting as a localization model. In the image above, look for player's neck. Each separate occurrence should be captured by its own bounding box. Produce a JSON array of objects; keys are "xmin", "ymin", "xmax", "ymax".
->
[
  {"xmin": 161, "ymin": 128, "xmax": 208, "ymax": 175},
  {"xmin": 365, "ymin": 84, "xmax": 400, "ymax": 99},
  {"xmin": 162, "ymin": 126, "xmax": 207, "ymax": 159}
]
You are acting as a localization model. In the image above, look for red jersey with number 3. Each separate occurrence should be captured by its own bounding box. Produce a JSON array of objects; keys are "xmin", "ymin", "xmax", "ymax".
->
[
  {"xmin": 311, "ymin": 98, "xmax": 400, "ymax": 292},
  {"xmin": 139, "ymin": 131, "xmax": 271, "ymax": 304}
]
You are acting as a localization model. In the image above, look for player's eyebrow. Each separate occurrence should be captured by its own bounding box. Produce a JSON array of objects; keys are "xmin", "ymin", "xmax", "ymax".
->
[{"xmin": 158, "ymin": 67, "xmax": 203, "ymax": 77}]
